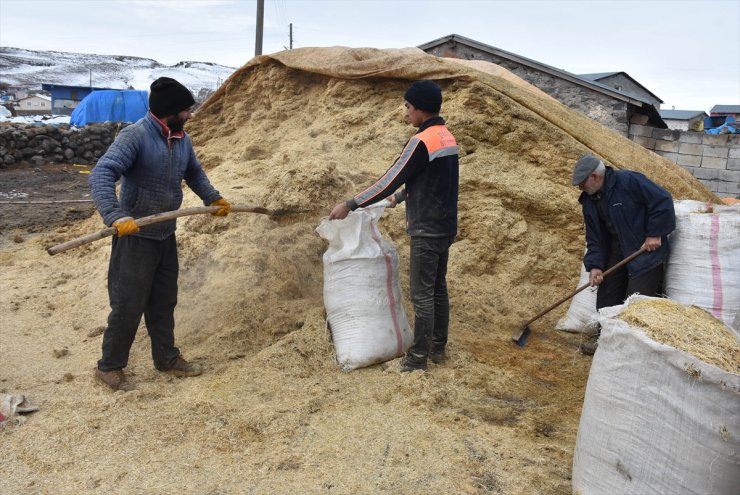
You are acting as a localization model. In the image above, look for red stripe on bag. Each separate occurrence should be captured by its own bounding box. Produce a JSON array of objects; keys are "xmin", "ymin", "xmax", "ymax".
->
[
  {"xmin": 370, "ymin": 221, "xmax": 404, "ymax": 356},
  {"xmin": 710, "ymin": 214, "xmax": 723, "ymax": 319}
]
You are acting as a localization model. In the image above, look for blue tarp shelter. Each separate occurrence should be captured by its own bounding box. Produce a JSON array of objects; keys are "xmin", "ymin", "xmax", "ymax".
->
[{"xmin": 70, "ymin": 90, "xmax": 148, "ymax": 126}]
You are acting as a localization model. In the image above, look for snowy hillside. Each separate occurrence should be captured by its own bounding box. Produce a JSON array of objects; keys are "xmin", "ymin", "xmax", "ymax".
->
[{"xmin": 0, "ymin": 47, "xmax": 236, "ymax": 92}]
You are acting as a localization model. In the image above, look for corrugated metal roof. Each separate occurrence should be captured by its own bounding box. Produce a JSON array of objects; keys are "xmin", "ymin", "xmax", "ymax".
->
[
  {"xmin": 579, "ymin": 72, "xmax": 619, "ymax": 80},
  {"xmin": 418, "ymin": 34, "xmax": 660, "ymax": 106},
  {"xmin": 659, "ymin": 110, "xmax": 707, "ymax": 120},
  {"xmin": 579, "ymin": 71, "xmax": 663, "ymax": 103},
  {"xmin": 710, "ymin": 104, "xmax": 740, "ymax": 113}
]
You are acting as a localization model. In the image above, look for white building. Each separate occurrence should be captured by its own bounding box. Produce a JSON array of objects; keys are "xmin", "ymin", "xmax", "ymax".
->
[{"xmin": 13, "ymin": 94, "xmax": 52, "ymax": 115}]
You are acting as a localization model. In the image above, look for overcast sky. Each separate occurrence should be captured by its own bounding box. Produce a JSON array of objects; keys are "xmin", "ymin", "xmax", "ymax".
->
[{"xmin": 1, "ymin": 0, "xmax": 738, "ymax": 112}]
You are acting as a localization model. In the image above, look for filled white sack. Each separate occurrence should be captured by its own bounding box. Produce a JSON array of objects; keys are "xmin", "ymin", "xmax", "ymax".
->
[
  {"xmin": 555, "ymin": 261, "xmax": 598, "ymax": 333},
  {"xmin": 316, "ymin": 203, "xmax": 412, "ymax": 371},
  {"xmin": 572, "ymin": 296, "xmax": 740, "ymax": 495},
  {"xmin": 666, "ymin": 200, "xmax": 740, "ymax": 337}
]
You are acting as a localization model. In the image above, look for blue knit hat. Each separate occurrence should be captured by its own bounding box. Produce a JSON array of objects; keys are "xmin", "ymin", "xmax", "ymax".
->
[
  {"xmin": 149, "ymin": 77, "xmax": 195, "ymax": 117},
  {"xmin": 404, "ymin": 80, "xmax": 442, "ymax": 113}
]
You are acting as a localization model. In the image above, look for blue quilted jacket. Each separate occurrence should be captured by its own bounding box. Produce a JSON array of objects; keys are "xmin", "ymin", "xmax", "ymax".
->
[
  {"xmin": 580, "ymin": 166, "xmax": 675, "ymax": 277},
  {"xmin": 89, "ymin": 113, "xmax": 221, "ymax": 240}
]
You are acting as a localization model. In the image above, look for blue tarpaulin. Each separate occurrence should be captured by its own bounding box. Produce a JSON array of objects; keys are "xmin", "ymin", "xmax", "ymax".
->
[
  {"xmin": 70, "ymin": 90, "xmax": 148, "ymax": 126},
  {"xmin": 704, "ymin": 115, "xmax": 738, "ymax": 134}
]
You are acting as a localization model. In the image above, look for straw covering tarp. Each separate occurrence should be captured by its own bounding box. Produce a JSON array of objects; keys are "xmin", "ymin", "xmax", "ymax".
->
[{"xmin": 203, "ymin": 46, "xmax": 715, "ymax": 203}]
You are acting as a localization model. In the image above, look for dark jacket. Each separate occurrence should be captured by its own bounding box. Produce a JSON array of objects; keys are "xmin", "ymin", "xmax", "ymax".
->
[
  {"xmin": 90, "ymin": 112, "xmax": 221, "ymax": 240},
  {"xmin": 348, "ymin": 116, "xmax": 459, "ymax": 237},
  {"xmin": 580, "ymin": 166, "xmax": 675, "ymax": 276}
]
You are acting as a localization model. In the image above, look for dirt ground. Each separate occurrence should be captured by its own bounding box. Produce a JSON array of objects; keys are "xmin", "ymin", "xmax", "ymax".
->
[
  {"xmin": 0, "ymin": 162, "xmax": 95, "ymax": 240},
  {"xmin": 0, "ymin": 48, "xmax": 721, "ymax": 495}
]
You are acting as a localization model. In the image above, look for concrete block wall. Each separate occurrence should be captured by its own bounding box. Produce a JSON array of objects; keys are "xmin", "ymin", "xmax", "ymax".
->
[{"xmin": 629, "ymin": 124, "xmax": 740, "ymax": 198}]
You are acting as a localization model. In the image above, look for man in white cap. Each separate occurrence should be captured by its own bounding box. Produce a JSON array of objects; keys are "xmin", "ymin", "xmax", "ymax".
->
[
  {"xmin": 89, "ymin": 77, "xmax": 230, "ymax": 390},
  {"xmin": 572, "ymin": 154, "xmax": 675, "ymax": 355}
]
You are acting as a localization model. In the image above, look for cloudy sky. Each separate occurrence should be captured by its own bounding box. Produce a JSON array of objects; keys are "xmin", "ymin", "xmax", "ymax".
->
[{"xmin": 1, "ymin": 0, "xmax": 738, "ymax": 112}]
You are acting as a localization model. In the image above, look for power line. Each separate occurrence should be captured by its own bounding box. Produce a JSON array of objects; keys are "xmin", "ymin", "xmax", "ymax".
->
[{"xmin": 272, "ymin": 0, "xmax": 289, "ymax": 29}]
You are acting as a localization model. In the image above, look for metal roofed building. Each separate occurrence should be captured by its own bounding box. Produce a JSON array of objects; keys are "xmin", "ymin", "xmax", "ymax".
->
[
  {"xmin": 579, "ymin": 72, "xmax": 663, "ymax": 107},
  {"xmin": 658, "ymin": 109, "xmax": 708, "ymax": 131},
  {"xmin": 710, "ymin": 105, "xmax": 740, "ymax": 117},
  {"xmin": 41, "ymin": 84, "xmax": 113, "ymax": 116},
  {"xmin": 419, "ymin": 34, "xmax": 667, "ymax": 136}
]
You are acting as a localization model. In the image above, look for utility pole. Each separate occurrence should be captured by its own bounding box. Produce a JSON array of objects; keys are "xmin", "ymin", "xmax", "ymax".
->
[
  {"xmin": 289, "ymin": 23, "xmax": 293, "ymax": 49},
  {"xmin": 255, "ymin": 0, "xmax": 264, "ymax": 56}
]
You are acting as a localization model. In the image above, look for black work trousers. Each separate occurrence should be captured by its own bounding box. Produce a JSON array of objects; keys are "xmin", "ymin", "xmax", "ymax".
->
[
  {"xmin": 596, "ymin": 241, "xmax": 665, "ymax": 311},
  {"xmin": 406, "ymin": 235, "xmax": 454, "ymax": 365},
  {"xmin": 98, "ymin": 234, "xmax": 180, "ymax": 371}
]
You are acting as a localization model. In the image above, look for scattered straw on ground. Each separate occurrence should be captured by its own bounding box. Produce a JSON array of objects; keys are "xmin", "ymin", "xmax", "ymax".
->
[
  {"xmin": 0, "ymin": 47, "xmax": 720, "ymax": 494},
  {"xmin": 618, "ymin": 298, "xmax": 740, "ymax": 374}
]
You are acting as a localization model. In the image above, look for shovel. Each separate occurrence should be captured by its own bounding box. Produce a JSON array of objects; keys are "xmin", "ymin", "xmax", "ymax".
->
[
  {"xmin": 511, "ymin": 246, "xmax": 647, "ymax": 347},
  {"xmin": 47, "ymin": 204, "xmax": 305, "ymax": 255}
]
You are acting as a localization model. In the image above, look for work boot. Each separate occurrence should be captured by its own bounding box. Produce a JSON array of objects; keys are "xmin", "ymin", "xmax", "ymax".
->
[
  {"xmin": 160, "ymin": 356, "xmax": 203, "ymax": 377},
  {"xmin": 95, "ymin": 368, "xmax": 133, "ymax": 391},
  {"xmin": 399, "ymin": 355, "xmax": 427, "ymax": 373},
  {"xmin": 429, "ymin": 349, "xmax": 447, "ymax": 365},
  {"xmin": 579, "ymin": 335, "xmax": 599, "ymax": 356}
]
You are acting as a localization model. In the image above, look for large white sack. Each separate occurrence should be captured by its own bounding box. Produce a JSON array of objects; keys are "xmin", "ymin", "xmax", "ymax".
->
[
  {"xmin": 316, "ymin": 203, "xmax": 412, "ymax": 371},
  {"xmin": 572, "ymin": 296, "xmax": 740, "ymax": 495},
  {"xmin": 666, "ymin": 200, "xmax": 740, "ymax": 337},
  {"xmin": 555, "ymin": 261, "xmax": 598, "ymax": 333}
]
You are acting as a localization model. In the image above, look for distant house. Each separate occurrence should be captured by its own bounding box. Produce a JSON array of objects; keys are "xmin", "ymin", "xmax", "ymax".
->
[
  {"xmin": 579, "ymin": 72, "xmax": 662, "ymax": 107},
  {"xmin": 658, "ymin": 109, "xmax": 708, "ymax": 131},
  {"xmin": 13, "ymin": 94, "xmax": 52, "ymax": 116},
  {"xmin": 419, "ymin": 34, "xmax": 667, "ymax": 136},
  {"xmin": 704, "ymin": 105, "xmax": 739, "ymax": 133},
  {"xmin": 41, "ymin": 84, "xmax": 112, "ymax": 116},
  {"xmin": 710, "ymin": 105, "xmax": 740, "ymax": 119}
]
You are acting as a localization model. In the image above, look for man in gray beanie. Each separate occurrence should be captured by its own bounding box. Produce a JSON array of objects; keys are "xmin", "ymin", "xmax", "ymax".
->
[
  {"xmin": 572, "ymin": 154, "xmax": 675, "ymax": 355},
  {"xmin": 89, "ymin": 77, "xmax": 231, "ymax": 390},
  {"xmin": 329, "ymin": 80, "xmax": 459, "ymax": 372}
]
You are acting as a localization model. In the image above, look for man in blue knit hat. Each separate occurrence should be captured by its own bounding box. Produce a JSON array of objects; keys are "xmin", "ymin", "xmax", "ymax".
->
[
  {"xmin": 330, "ymin": 80, "xmax": 459, "ymax": 372},
  {"xmin": 90, "ymin": 77, "xmax": 230, "ymax": 390}
]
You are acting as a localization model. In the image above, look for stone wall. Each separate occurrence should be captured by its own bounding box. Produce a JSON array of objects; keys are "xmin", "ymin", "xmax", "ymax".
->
[
  {"xmin": 423, "ymin": 44, "xmax": 631, "ymax": 136},
  {"xmin": 594, "ymin": 73, "xmax": 661, "ymax": 106},
  {"xmin": 0, "ymin": 122, "xmax": 126, "ymax": 167},
  {"xmin": 630, "ymin": 124, "xmax": 740, "ymax": 198}
]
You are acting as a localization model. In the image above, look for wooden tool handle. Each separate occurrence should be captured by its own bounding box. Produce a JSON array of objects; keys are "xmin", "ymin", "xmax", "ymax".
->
[
  {"xmin": 521, "ymin": 246, "xmax": 648, "ymax": 328},
  {"xmin": 47, "ymin": 204, "xmax": 274, "ymax": 256}
]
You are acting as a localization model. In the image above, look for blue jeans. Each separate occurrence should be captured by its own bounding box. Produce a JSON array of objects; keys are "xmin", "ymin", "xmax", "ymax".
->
[
  {"xmin": 98, "ymin": 234, "xmax": 180, "ymax": 371},
  {"xmin": 406, "ymin": 236, "xmax": 454, "ymax": 364}
]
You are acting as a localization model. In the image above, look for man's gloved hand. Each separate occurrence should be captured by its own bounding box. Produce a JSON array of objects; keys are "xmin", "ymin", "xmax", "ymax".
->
[
  {"xmin": 210, "ymin": 198, "xmax": 231, "ymax": 217},
  {"xmin": 112, "ymin": 216, "xmax": 139, "ymax": 237}
]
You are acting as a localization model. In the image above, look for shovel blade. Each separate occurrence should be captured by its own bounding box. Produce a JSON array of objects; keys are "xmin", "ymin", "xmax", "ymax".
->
[{"xmin": 512, "ymin": 325, "xmax": 531, "ymax": 347}]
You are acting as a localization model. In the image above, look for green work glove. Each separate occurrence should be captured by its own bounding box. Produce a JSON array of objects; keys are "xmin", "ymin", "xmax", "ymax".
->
[
  {"xmin": 112, "ymin": 216, "xmax": 140, "ymax": 237},
  {"xmin": 210, "ymin": 198, "xmax": 231, "ymax": 217}
]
